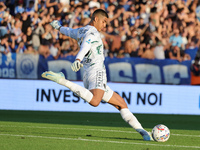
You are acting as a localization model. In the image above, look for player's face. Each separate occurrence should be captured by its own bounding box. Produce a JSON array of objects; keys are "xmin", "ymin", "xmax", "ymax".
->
[{"xmin": 95, "ymin": 16, "xmax": 107, "ymax": 31}]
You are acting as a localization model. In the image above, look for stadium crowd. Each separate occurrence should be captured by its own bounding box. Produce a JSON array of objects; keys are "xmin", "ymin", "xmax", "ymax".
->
[{"xmin": 0, "ymin": 0, "xmax": 200, "ymax": 75}]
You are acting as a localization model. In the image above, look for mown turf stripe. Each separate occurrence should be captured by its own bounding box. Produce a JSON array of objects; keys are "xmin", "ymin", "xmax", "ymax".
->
[
  {"xmin": 0, "ymin": 125, "xmax": 200, "ymax": 138},
  {"xmin": 0, "ymin": 133, "xmax": 200, "ymax": 149}
]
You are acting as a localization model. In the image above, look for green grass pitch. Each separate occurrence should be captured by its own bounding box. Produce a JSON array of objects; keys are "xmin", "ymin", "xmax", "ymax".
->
[{"xmin": 0, "ymin": 110, "xmax": 200, "ymax": 150}]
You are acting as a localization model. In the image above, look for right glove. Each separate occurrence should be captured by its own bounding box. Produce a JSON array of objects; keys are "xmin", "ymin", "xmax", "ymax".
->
[
  {"xmin": 50, "ymin": 20, "xmax": 61, "ymax": 30},
  {"xmin": 71, "ymin": 60, "xmax": 83, "ymax": 72}
]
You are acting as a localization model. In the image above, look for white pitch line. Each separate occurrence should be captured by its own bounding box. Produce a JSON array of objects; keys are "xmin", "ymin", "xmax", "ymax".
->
[
  {"xmin": 172, "ymin": 133, "xmax": 200, "ymax": 137},
  {"xmin": 0, "ymin": 125, "xmax": 200, "ymax": 137},
  {"xmin": 0, "ymin": 133, "xmax": 200, "ymax": 149}
]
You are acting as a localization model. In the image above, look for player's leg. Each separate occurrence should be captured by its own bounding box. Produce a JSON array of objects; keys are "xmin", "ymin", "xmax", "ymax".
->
[
  {"xmin": 106, "ymin": 92, "xmax": 144, "ymax": 130},
  {"xmin": 41, "ymin": 71, "xmax": 104, "ymax": 107},
  {"xmin": 86, "ymin": 69, "xmax": 106, "ymax": 107},
  {"xmin": 42, "ymin": 71, "xmax": 93, "ymax": 103},
  {"xmin": 89, "ymin": 89, "xmax": 105, "ymax": 107},
  {"xmin": 102, "ymin": 87, "xmax": 153, "ymax": 141}
]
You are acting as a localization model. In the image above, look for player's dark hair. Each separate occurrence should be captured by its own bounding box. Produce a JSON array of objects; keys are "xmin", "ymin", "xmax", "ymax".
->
[{"xmin": 91, "ymin": 9, "xmax": 108, "ymax": 21}]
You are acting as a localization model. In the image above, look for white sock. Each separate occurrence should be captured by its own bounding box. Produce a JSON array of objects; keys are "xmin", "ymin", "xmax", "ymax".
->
[
  {"xmin": 58, "ymin": 78, "xmax": 93, "ymax": 103},
  {"xmin": 120, "ymin": 108, "xmax": 143, "ymax": 130}
]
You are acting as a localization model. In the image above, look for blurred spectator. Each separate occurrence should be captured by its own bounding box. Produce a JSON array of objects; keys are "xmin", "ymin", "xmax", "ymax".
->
[
  {"xmin": 125, "ymin": 28, "xmax": 140, "ymax": 57},
  {"xmin": 129, "ymin": 11, "xmax": 139, "ymax": 27},
  {"xmin": 102, "ymin": 26, "xmax": 122, "ymax": 56},
  {"xmin": 194, "ymin": 28, "xmax": 200, "ymax": 48},
  {"xmin": 0, "ymin": 2, "xmax": 6, "ymax": 23},
  {"xmin": 196, "ymin": 1, "xmax": 200, "ymax": 22},
  {"xmin": 16, "ymin": 41, "xmax": 26, "ymax": 53},
  {"xmin": 12, "ymin": 20, "xmax": 23, "ymax": 44},
  {"xmin": 181, "ymin": 29, "xmax": 188, "ymax": 50},
  {"xmin": 168, "ymin": 46, "xmax": 182, "ymax": 62},
  {"xmin": 119, "ymin": 0, "xmax": 132, "ymax": 11},
  {"xmin": 15, "ymin": 1, "xmax": 25, "ymax": 14},
  {"xmin": 60, "ymin": 38, "xmax": 70, "ymax": 58},
  {"xmin": 32, "ymin": 22, "xmax": 45, "ymax": 51},
  {"xmin": 116, "ymin": 47, "xmax": 125, "ymax": 58},
  {"xmin": 107, "ymin": 4, "xmax": 118, "ymax": 22},
  {"xmin": 169, "ymin": 45, "xmax": 191, "ymax": 62},
  {"xmin": 191, "ymin": 57, "xmax": 200, "ymax": 76},
  {"xmin": 32, "ymin": 12, "xmax": 41, "ymax": 26},
  {"xmin": 60, "ymin": 0, "xmax": 70, "ymax": 13},
  {"xmin": 41, "ymin": 23, "xmax": 53, "ymax": 45},
  {"xmin": 23, "ymin": 26, "xmax": 33, "ymax": 45},
  {"xmin": 186, "ymin": 22, "xmax": 196, "ymax": 40},
  {"xmin": 36, "ymin": 0, "xmax": 48, "ymax": 16},
  {"xmin": 25, "ymin": 0, "xmax": 35, "ymax": 13},
  {"xmin": 169, "ymin": 28, "xmax": 183, "ymax": 49},
  {"xmin": 141, "ymin": 44, "xmax": 155, "ymax": 60},
  {"xmin": 24, "ymin": 44, "xmax": 37, "ymax": 54},
  {"xmin": 187, "ymin": 39, "xmax": 197, "ymax": 50},
  {"xmin": 82, "ymin": 3, "xmax": 90, "ymax": 19},
  {"xmin": 62, "ymin": 13, "xmax": 71, "ymax": 25},
  {"xmin": 50, "ymin": 41, "xmax": 61, "ymax": 59},
  {"xmin": 48, "ymin": 6, "xmax": 56, "ymax": 20},
  {"xmin": 62, "ymin": 38, "xmax": 80, "ymax": 57},
  {"xmin": 0, "ymin": 0, "xmax": 199, "ymax": 61},
  {"xmin": 9, "ymin": 33, "xmax": 16, "ymax": 52},
  {"xmin": 154, "ymin": 41, "xmax": 165, "ymax": 59},
  {"xmin": 100, "ymin": 2, "xmax": 106, "ymax": 11},
  {"xmin": 38, "ymin": 44, "xmax": 50, "ymax": 58},
  {"xmin": 46, "ymin": 0, "xmax": 60, "ymax": 12},
  {"xmin": 89, "ymin": 0, "xmax": 100, "ymax": 9},
  {"xmin": 13, "ymin": 13, "xmax": 21, "ymax": 24},
  {"xmin": 2, "ymin": 8, "xmax": 11, "ymax": 25},
  {"xmin": 0, "ymin": 34, "xmax": 11, "ymax": 55},
  {"xmin": 0, "ymin": 21, "xmax": 8, "ymax": 37},
  {"xmin": 69, "ymin": 5, "xmax": 82, "ymax": 27},
  {"xmin": 68, "ymin": 42, "xmax": 79, "ymax": 56},
  {"xmin": 21, "ymin": 11, "xmax": 31, "ymax": 34}
]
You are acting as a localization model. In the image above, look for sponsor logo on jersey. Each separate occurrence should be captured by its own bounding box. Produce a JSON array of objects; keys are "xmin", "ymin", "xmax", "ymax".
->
[{"xmin": 86, "ymin": 39, "xmax": 91, "ymax": 44}]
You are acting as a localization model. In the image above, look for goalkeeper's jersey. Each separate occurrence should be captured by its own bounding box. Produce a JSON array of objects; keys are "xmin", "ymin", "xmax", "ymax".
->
[{"xmin": 60, "ymin": 25, "xmax": 105, "ymax": 71}]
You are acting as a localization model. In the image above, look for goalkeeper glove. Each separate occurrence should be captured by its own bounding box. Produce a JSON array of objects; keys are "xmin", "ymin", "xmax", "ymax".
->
[
  {"xmin": 50, "ymin": 20, "xmax": 62, "ymax": 30},
  {"xmin": 71, "ymin": 60, "xmax": 83, "ymax": 72}
]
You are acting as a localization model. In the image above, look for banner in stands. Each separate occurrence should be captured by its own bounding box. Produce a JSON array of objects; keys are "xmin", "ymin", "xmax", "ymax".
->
[
  {"xmin": 43, "ymin": 57, "xmax": 192, "ymax": 85},
  {"xmin": 0, "ymin": 79, "xmax": 199, "ymax": 115},
  {"xmin": 16, "ymin": 54, "xmax": 39, "ymax": 79},
  {"xmin": 0, "ymin": 52, "xmax": 196, "ymax": 84},
  {"xmin": 0, "ymin": 53, "xmax": 16, "ymax": 78}
]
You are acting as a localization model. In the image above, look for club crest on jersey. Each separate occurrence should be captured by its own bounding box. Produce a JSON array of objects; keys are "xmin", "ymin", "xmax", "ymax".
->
[{"xmin": 86, "ymin": 39, "xmax": 91, "ymax": 44}]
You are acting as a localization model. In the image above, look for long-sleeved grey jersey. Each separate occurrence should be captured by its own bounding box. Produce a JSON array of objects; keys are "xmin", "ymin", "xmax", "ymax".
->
[{"xmin": 60, "ymin": 25, "xmax": 105, "ymax": 70}]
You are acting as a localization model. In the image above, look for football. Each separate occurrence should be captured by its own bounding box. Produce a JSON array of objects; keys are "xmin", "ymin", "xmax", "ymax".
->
[{"xmin": 152, "ymin": 124, "xmax": 170, "ymax": 142}]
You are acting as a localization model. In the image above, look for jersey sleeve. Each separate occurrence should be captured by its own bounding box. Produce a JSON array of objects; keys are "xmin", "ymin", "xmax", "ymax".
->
[
  {"xmin": 75, "ymin": 33, "xmax": 94, "ymax": 61},
  {"xmin": 60, "ymin": 27, "xmax": 78, "ymax": 40}
]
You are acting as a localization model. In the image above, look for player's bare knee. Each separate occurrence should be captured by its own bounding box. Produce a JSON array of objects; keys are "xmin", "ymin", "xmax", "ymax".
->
[
  {"xmin": 89, "ymin": 98, "xmax": 101, "ymax": 107},
  {"xmin": 91, "ymin": 103, "xmax": 100, "ymax": 107},
  {"xmin": 89, "ymin": 100, "xmax": 101, "ymax": 107}
]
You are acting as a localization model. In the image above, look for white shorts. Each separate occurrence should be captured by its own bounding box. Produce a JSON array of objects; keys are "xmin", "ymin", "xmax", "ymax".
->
[{"xmin": 83, "ymin": 69, "xmax": 113, "ymax": 102}]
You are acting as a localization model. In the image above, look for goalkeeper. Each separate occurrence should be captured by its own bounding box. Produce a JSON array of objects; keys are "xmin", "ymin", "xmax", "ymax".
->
[{"xmin": 42, "ymin": 9, "xmax": 153, "ymax": 141}]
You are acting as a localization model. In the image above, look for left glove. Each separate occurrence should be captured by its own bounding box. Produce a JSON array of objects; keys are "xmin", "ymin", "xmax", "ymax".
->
[
  {"xmin": 50, "ymin": 20, "xmax": 61, "ymax": 30},
  {"xmin": 71, "ymin": 60, "xmax": 83, "ymax": 72}
]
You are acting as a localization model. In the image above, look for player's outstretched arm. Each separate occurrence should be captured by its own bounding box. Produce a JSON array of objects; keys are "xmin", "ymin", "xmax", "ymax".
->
[{"xmin": 50, "ymin": 20, "xmax": 78, "ymax": 40}]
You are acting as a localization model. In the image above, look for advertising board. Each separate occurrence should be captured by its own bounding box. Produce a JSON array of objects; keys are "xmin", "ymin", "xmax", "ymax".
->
[{"xmin": 0, "ymin": 79, "xmax": 199, "ymax": 115}]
